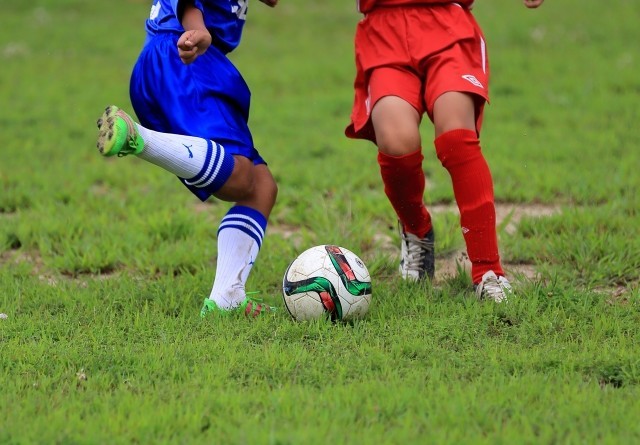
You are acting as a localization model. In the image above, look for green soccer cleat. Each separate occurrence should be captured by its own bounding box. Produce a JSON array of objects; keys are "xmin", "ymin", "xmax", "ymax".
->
[
  {"xmin": 200, "ymin": 296, "xmax": 276, "ymax": 318},
  {"xmin": 95, "ymin": 105, "xmax": 145, "ymax": 157}
]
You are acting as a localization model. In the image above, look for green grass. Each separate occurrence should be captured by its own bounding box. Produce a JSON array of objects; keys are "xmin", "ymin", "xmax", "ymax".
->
[{"xmin": 1, "ymin": 0, "xmax": 639, "ymax": 443}]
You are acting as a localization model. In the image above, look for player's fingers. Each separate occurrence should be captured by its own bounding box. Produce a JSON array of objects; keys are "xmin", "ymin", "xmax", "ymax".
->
[
  {"xmin": 178, "ymin": 47, "xmax": 197, "ymax": 63},
  {"xmin": 180, "ymin": 54, "xmax": 196, "ymax": 65},
  {"xmin": 177, "ymin": 31, "xmax": 196, "ymax": 49}
]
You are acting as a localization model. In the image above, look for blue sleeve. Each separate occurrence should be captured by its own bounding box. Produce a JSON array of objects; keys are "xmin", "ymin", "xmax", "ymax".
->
[
  {"xmin": 194, "ymin": 0, "xmax": 205, "ymax": 12},
  {"xmin": 169, "ymin": 0, "xmax": 181, "ymax": 17},
  {"xmin": 170, "ymin": 0, "xmax": 205, "ymax": 22}
]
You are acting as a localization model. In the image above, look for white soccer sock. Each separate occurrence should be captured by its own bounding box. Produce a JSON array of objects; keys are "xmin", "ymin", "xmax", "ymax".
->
[
  {"xmin": 208, "ymin": 206, "xmax": 267, "ymax": 309},
  {"xmin": 135, "ymin": 124, "xmax": 212, "ymax": 179}
]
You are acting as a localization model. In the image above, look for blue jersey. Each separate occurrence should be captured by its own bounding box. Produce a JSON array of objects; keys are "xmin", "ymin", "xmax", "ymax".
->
[{"xmin": 145, "ymin": 0, "xmax": 248, "ymax": 53}]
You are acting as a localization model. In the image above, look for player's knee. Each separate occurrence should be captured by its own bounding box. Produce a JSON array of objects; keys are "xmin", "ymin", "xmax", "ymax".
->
[
  {"xmin": 263, "ymin": 174, "xmax": 278, "ymax": 206},
  {"xmin": 214, "ymin": 157, "xmax": 255, "ymax": 201},
  {"xmin": 433, "ymin": 92, "xmax": 478, "ymax": 137},
  {"xmin": 375, "ymin": 125, "xmax": 421, "ymax": 155},
  {"xmin": 232, "ymin": 172, "xmax": 256, "ymax": 200},
  {"xmin": 434, "ymin": 119, "xmax": 476, "ymax": 137},
  {"xmin": 372, "ymin": 96, "xmax": 421, "ymax": 155},
  {"xmin": 251, "ymin": 167, "xmax": 278, "ymax": 208}
]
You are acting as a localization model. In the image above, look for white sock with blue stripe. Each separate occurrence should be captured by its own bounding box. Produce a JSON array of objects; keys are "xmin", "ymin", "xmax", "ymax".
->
[
  {"xmin": 208, "ymin": 206, "xmax": 267, "ymax": 309},
  {"xmin": 135, "ymin": 125, "xmax": 234, "ymax": 192}
]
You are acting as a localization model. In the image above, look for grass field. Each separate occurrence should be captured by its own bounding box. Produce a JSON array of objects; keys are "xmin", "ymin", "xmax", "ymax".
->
[{"xmin": 1, "ymin": 0, "xmax": 640, "ymax": 443}]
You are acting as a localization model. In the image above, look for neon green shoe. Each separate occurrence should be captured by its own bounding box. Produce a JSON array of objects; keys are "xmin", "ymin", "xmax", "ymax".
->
[
  {"xmin": 96, "ymin": 105, "xmax": 145, "ymax": 157},
  {"xmin": 200, "ymin": 296, "xmax": 276, "ymax": 318}
]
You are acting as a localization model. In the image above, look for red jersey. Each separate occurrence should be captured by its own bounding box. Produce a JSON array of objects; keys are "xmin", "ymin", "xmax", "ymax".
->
[{"xmin": 357, "ymin": 0, "xmax": 475, "ymax": 13}]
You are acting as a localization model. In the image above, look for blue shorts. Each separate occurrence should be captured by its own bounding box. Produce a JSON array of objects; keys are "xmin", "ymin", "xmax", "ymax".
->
[{"xmin": 129, "ymin": 33, "xmax": 266, "ymax": 201}]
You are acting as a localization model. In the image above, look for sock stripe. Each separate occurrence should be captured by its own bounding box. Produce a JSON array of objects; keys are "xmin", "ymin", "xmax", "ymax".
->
[
  {"xmin": 225, "ymin": 206, "xmax": 268, "ymax": 231},
  {"xmin": 185, "ymin": 141, "xmax": 235, "ymax": 193},
  {"xmin": 219, "ymin": 216, "xmax": 264, "ymax": 242},
  {"xmin": 219, "ymin": 214, "xmax": 264, "ymax": 236},
  {"xmin": 218, "ymin": 222, "xmax": 263, "ymax": 248},
  {"xmin": 222, "ymin": 213, "xmax": 265, "ymax": 234},
  {"xmin": 186, "ymin": 141, "xmax": 221, "ymax": 187},
  {"xmin": 198, "ymin": 143, "xmax": 225, "ymax": 188},
  {"xmin": 207, "ymin": 144, "xmax": 235, "ymax": 192},
  {"xmin": 217, "ymin": 207, "xmax": 267, "ymax": 249},
  {"xmin": 185, "ymin": 140, "xmax": 214, "ymax": 185}
]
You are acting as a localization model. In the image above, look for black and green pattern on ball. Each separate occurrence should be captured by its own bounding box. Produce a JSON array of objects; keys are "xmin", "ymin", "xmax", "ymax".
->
[
  {"xmin": 325, "ymin": 245, "xmax": 372, "ymax": 297},
  {"xmin": 283, "ymin": 274, "xmax": 343, "ymax": 320}
]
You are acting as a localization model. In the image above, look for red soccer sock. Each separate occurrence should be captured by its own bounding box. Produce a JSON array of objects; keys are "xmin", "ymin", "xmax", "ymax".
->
[
  {"xmin": 435, "ymin": 129, "xmax": 504, "ymax": 283},
  {"xmin": 377, "ymin": 149, "xmax": 432, "ymax": 237}
]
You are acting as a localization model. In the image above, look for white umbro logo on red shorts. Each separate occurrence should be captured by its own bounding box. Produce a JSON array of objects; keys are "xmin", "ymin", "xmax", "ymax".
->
[{"xmin": 462, "ymin": 74, "xmax": 484, "ymax": 89}]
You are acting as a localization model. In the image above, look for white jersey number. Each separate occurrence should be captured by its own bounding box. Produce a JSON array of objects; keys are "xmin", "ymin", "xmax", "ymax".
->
[
  {"xmin": 150, "ymin": 1, "xmax": 161, "ymax": 20},
  {"xmin": 232, "ymin": 0, "xmax": 248, "ymax": 20}
]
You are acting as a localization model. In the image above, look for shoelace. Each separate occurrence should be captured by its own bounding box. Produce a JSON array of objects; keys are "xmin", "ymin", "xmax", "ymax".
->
[
  {"xmin": 479, "ymin": 276, "xmax": 510, "ymax": 302},
  {"xmin": 403, "ymin": 234, "xmax": 434, "ymax": 273}
]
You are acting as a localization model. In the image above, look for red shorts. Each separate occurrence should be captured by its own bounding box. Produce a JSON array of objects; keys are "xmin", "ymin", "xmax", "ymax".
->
[{"xmin": 346, "ymin": 4, "xmax": 490, "ymax": 142}]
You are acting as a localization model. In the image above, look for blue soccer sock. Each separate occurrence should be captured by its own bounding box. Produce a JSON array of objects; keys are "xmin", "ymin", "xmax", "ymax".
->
[{"xmin": 208, "ymin": 206, "xmax": 267, "ymax": 309}]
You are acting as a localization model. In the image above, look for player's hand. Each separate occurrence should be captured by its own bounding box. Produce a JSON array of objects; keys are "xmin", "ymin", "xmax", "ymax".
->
[
  {"xmin": 259, "ymin": 0, "xmax": 278, "ymax": 7},
  {"xmin": 177, "ymin": 29, "xmax": 212, "ymax": 64},
  {"xmin": 523, "ymin": 0, "xmax": 544, "ymax": 8}
]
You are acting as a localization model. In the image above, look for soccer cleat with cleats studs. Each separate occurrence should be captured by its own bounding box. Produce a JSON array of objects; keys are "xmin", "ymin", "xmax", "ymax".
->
[
  {"xmin": 200, "ymin": 295, "xmax": 276, "ymax": 319},
  {"xmin": 96, "ymin": 105, "xmax": 145, "ymax": 157},
  {"xmin": 474, "ymin": 271, "xmax": 513, "ymax": 303}
]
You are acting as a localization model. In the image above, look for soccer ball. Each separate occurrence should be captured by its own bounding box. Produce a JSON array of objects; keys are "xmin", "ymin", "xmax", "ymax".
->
[{"xmin": 282, "ymin": 245, "xmax": 372, "ymax": 322}]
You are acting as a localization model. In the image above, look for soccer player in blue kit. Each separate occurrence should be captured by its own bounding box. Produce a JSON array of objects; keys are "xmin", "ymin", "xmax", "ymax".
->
[{"xmin": 96, "ymin": 0, "xmax": 279, "ymax": 317}]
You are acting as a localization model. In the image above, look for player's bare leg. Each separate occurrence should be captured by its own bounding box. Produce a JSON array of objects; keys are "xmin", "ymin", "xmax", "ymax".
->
[
  {"xmin": 371, "ymin": 96, "xmax": 421, "ymax": 156},
  {"xmin": 233, "ymin": 164, "xmax": 278, "ymax": 218},
  {"xmin": 432, "ymin": 92, "xmax": 477, "ymax": 137},
  {"xmin": 212, "ymin": 158, "xmax": 277, "ymax": 217}
]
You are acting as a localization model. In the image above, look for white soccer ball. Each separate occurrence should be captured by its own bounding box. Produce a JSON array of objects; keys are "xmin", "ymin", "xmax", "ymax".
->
[{"xmin": 282, "ymin": 245, "xmax": 372, "ymax": 322}]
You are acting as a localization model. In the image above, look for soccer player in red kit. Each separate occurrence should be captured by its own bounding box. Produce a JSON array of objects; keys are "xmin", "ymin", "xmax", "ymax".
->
[{"xmin": 346, "ymin": 0, "xmax": 545, "ymax": 302}]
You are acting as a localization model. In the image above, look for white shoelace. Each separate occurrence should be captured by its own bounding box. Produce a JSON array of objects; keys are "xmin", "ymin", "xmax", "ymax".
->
[
  {"xmin": 402, "ymin": 233, "xmax": 434, "ymax": 273},
  {"xmin": 476, "ymin": 273, "xmax": 512, "ymax": 303}
]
